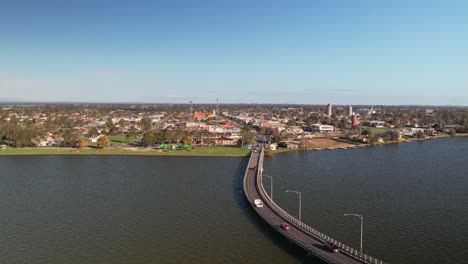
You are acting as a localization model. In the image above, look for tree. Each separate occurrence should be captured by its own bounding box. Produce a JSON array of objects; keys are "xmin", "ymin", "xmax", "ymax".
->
[
  {"xmin": 390, "ymin": 131, "xmax": 400, "ymax": 141},
  {"xmin": 105, "ymin": 117, "xmax": 114, "ymax": 130},
  {"xmin": 448, "ymin": 128, "xmax": 456, "ymax": 136},
  {"xmin": 77, "ymin": 138, "xmax": 88, "ymax": 148},
  {"xmin": 393, "ymin": 117, "xmax": 401, "ymax": 128},
  {"xmin": 88, "ymin": 127, "xmax": 99, "ymax": 137},
  {"xmin": 61, "ymin": 129, "xmax": 80, "ymax": 147},
  {"xmin": 416, "ymin": 131, "xmax": 426, "ymax": 139},
  {"xmin": 97, "ymin": 135, "xmax": 110, "ymax": 148},
  {"xmin": 118, "ymin": 118, "xmax": 126, "ymax": 127},
  {"xmin": 182, "ymin": 135, "xmax": 192, "ymax": 145},
  {"xmin": 126, "ymin": 126, "xmax": 139, "ymax": 144},
  {"xmin": 205, "ymin": 132, "xmax": 216, "ymax": 147},
  {"xmin": 140, "ymin": 118, "xmax": 152, "ymax": 132},
  {"xmin": 142, "ymin": 131, "xmax": 155, "ymax": 146},
  {"xmin": 271, "ymin": 130, "xmax": 283, "ymax": 143},
  {"xmin": 5, "ymin": 124, "xmax": 38, "ymax": 147},
  {"xmin": 286, "ymin": 119, "xmax": 296, "ymax": 127},
  {"xmin": 240, "ymin": 125, "xmax": 256, "ymax": 147},
  {"xmin": 106, "ymin": 126, "xmax": 117, "ymax": 135}
]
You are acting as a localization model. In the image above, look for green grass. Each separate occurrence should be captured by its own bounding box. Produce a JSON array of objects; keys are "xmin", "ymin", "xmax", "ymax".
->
[
  {"xmin": 108, "ymin": 134, "xmax": 128, "ymax": 145},
  {"xmin": 0, "ymin": 146, "xmax": 251, "ymax": 157}
]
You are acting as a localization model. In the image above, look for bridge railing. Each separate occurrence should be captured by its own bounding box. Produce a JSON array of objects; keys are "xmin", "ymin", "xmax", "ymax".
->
[{"xmin": 255, "ymin": 148, "xmax": 386, "ymax": 264}]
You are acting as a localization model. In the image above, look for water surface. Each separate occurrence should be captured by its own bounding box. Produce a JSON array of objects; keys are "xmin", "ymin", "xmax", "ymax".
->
[
  {"xmin": 1, "ymin": 137, "xmax": 467, "ymax": 263},
  {"xmin": 264, "ymin": 137, "xmax": 468, "ymax": 264}
]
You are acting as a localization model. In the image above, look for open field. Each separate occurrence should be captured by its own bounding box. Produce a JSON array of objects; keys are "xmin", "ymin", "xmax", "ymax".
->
[
  {"xmin": 360, "ymin": 126, "xmax": 390, "ymax": 134},
  {"xmin": 0, "ymin": 147, "xmax": 251, "ymax": 157},
  {"xmin": 306, "ymin": 138, "xmax": 361, "ymax": 149}
]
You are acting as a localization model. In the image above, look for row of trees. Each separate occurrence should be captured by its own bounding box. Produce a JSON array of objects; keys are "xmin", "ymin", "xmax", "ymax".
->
[{"xmin": 0, "ymin": 123, "xmax": 112, "ymax": 148}]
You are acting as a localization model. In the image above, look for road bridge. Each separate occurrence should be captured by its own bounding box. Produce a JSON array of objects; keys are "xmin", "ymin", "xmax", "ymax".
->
[{"xmin": 243, "ymin": 147, "xmax": 386, "ymax": 264}]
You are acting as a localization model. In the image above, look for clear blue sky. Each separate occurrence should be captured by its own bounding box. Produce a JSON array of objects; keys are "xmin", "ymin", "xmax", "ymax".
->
[{"xmin": 1, "ymin": 0, "xmax": 467, "ymax": 105}]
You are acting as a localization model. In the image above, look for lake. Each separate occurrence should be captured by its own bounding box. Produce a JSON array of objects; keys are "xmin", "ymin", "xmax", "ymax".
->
[{"xmin": 0, "ymin": 137, "xmax": 467, "ymax": 263}]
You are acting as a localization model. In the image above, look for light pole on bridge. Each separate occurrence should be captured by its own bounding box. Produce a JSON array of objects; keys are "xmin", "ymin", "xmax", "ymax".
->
[
  {"xmin": 344, "ymin": 213, "xmax": 364, "ymax": 252},
  {"xmin": 285, "ymin": 190, "xmax": 302, "ymax": 221},
  {"xmin": 262, "ymin": 175, "xmax": 273, "ymax": 201}
]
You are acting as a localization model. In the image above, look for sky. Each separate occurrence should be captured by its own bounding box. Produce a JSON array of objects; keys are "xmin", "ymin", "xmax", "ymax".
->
[{"xmin": 1, "ymin": 0, "xmax": 468, "ymax": 105}]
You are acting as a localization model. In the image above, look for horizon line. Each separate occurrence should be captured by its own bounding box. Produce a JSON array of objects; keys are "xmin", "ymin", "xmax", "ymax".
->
[{"xmin": 0, "ymin": 100, "xmax": 467, "ymax": 108}]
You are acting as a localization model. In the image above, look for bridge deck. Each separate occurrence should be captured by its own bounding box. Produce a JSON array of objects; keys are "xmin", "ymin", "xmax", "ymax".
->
[{"xmin": 243, "ymin": 148, "xmax": 385, "ymax": 264}]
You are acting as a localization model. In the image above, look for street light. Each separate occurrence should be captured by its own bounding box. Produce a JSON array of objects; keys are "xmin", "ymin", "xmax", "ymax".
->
[
  {"xmin": 263, "ymin": 175, "xmax": 273, "ymax": 201},
  {"xmin": 344, "ymin": 213, "xmax": 364, "ymax": 252},
  {"xmin": 285, "ymin": 190, "xmax": 302, "ymax": 221}
]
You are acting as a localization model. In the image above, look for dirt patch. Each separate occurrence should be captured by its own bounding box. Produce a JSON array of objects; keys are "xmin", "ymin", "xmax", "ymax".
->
[{"xmin": 307, "ymin": 138, "xmax": 362, "ymax": 149}]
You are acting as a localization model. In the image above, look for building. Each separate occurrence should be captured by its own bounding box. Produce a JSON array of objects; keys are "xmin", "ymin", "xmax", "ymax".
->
[
  {"xmin": 402, "ymin": 127, "xmax": 424, "ymax": 136},
  {"xmin": 327, "ymin": 104, "xmax": 332, "ymax": 117},
  {"xmin": 215, "ymin": 136, "xmax": 235, "ymax": 146},
  {"xmin": 348, "ymin": 105, "xmax": 353, "ymax": 117},
  {"xmin": 369, "ymin": 121, "xmax": 385, "ymax": 128},
  {"xmin": 193, "ymin": 111, "xmax": 215, "ymax": 120},
  {"xmin": 286, "ymin": 142, "xmax": 300, "ymax": 149},
  {"xmin": 311, "ymin": 124, "xmax": 334, "ymax": 133},
  {"xmin": 351, "ymin": 115, "xmax": 359, "ymax": 128},
  {"xmin": 269, "ymin": 143, "xmax": 277, "ymax": 150}
]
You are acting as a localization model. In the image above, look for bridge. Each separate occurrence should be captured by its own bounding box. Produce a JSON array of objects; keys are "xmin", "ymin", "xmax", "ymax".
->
[{"xmin": 243, "ymin": 147, "xmax": 387, "ymax": 264}]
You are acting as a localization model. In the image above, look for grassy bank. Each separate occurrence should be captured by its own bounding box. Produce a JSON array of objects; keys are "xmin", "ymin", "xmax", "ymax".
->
[{"xmin": 0, "ymin": 147, "xmax": 251, "ymax": 157}]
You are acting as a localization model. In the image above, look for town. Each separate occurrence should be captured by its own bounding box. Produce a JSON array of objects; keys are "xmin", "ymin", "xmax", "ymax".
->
[{"xmin": 0, "ymin": 103, "xmax": 466, "ymax": 155}]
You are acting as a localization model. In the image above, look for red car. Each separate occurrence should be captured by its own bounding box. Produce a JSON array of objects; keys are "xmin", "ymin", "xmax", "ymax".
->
[{"xmin": 280, "ymin": 223, "xmax": 290, "ymax": 231}]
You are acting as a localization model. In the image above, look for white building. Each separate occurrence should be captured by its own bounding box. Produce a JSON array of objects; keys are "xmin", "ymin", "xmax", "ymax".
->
[
  {"xmin": 402, "ymin": 127, "xmax": 425, "ymax": 136},
  {"xmin": 311, "ymin": 124, "xmax": 334, "ymax": 133},
  {"xmin": 369, "ymin": 121, "xmax": 385, "ymax": 128}
]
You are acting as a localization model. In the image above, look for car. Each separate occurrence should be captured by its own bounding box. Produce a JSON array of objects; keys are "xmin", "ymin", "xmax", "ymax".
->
[
  {"xmin": 323, "ymin": 241, "xmax": 339, "ymax": 253},
  {"xmin": 280, "ymin": 223, "xmax": 290, "ymax": 231}
]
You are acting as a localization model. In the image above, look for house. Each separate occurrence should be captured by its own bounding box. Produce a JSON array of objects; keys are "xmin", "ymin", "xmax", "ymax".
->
[
  {"xmin": 220, "ymin": 122, "xmax": 235, "ymax": 129},
  {"xmin": 89, "ymin": 135, "xmax": 105, "ymax": 143},
  {"xmin": 402, "ymin": 127, "xmax": 425, "ymax": 137},
  {"xmin": 38, "ymin": 134, "xmax": 62, "ymax": 147},
  {"xmin": 286, "ymin": 142, "xmax": 300, "ymax": 149},
  {"xmin": 194, "ymin": 111, "xmax": 215, "ymax": 120},
  {"xmin": 260, "ymin": 121, "xmax": 282, "ymax": 129},
  {"xmin": 269, "ymin": 143, "xmax": 277, "ymax": 150},
  {"xmin": 285, "ymin": 126, "xmax": 304, "ymax": 134},
  {"xmin": 215, "ymin": 136, "xmax": 235, "ymax": 146}
]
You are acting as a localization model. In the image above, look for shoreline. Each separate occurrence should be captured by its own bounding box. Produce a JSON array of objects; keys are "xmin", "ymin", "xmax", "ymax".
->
[
  {"xmin": 273, "ymin": 134, "xmax": 465, "ymax": 153},
  {"xmin": 1, "ymin": 135, "xmax": 466, "ymax": 157},
  {"xmin": 0, "ymin": 147, "xmax": 251, "ymax": 157}
]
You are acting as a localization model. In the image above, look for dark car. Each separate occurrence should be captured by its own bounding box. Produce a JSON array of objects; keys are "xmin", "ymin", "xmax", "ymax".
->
[
  {"xmin": 280, "ymin": 223, "xmax": 290, "ymax": 231},
  {"xmin": 323, "ymin": 241, "xmax": 339, "ymax": 253}
]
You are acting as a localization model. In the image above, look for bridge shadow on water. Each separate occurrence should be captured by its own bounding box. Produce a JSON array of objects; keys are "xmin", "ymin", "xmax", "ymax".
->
[{"xmin": 233, "ymin": 157, "xmax": 326, "ymax": 264}]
